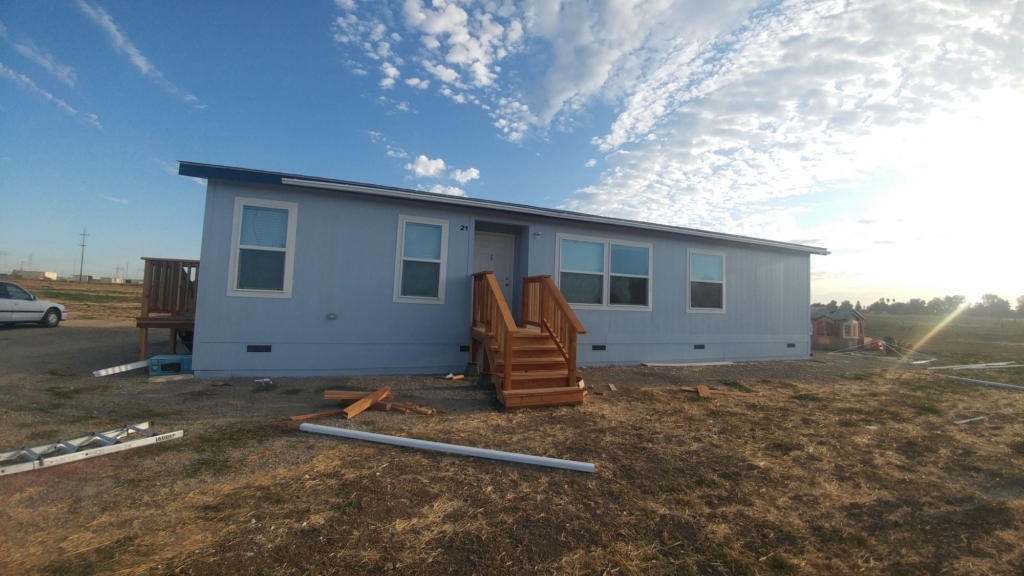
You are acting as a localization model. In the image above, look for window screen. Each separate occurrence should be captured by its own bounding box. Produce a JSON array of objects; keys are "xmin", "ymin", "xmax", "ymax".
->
[
  {"xmin": 689, "ymin": 252, "xmax": 723, "ymax": 310},
  {"xmin": 236, "ymin": 204, "xmax": 291, "ymax": 292},
  {"xmin": 399, "ymin": 221, "xmax": 444, "ymax": 298}
]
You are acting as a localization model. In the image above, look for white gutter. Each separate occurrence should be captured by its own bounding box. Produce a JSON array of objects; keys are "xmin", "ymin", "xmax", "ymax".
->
[
  {"xmin": 299, "ymin": 423, "xmax": 595, "ymax": 473},
  {"xmin": 281, "ymin": 177, "xmax": 830, "ymax": 255}
]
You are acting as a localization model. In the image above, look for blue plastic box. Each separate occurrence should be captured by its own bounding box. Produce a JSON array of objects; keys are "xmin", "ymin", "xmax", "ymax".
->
[{"xmin": 148, "ymin": 355, "xmax": 193, "ymax": 376}]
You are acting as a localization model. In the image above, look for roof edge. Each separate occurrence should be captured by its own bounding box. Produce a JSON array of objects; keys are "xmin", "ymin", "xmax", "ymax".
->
[{"xmin": 179, "ymin": 161, "xmax": 830, "ymax": 256}]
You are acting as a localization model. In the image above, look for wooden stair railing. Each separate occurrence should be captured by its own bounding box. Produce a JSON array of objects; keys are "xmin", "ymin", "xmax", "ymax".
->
[
  {"xmin": 470, "ymin": 271, "xmax": 518, "ymax": 391},
  {"xmin": 521, "ymin": 275, "xmax": 587, "ymax": 388},
  {"xmin": 137, "ymin": 258, "xmax": 200, "ymax": 359}
]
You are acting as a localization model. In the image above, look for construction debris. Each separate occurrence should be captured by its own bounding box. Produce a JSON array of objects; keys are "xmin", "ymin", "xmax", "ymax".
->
[
  {"xmin": 679, "ymin": 386, "xmax": 754, "ymax": 398},
  {"xmin": 319, "ymin": 389, "xmax": 439, "ymax": 418},
  {"xmin": 954, "ymin": 416, "xmax": 987, "ymax": 425},
  {"xmin": 92, "ymin": 359, "xmax": 148, "ymax": 377},
  {"xmin": 0, "ymin": 422, "xmax": 183, "ymax": 476},
  {"xmin": 342, "ymin": 387, "xmax": 392, "ymax": 419},
  {"xmin": 946, "ymin": 376, "xmax": 1024, "ymax": 393},
  {"xmin": 149, "ymin": 374, "xmax": 195, "ymax": 384},
  {"xmin": 324, "ymin": 390, "xmax": 393, "ymax": 402},
  {"xmin": 254, "ymin": 378, "xmax": 273, "ymax": 386},
  {"xmin": 444, "ymin": 373, "xmax": 466, "ymax": 380},
  {"xmin": 929, "ymin": 361, "xmax": 1021, "ymax": 371},
  {"xmin": 289, "ymin": 409, "xmax": 349, "ymax": 422},
  {"xmin": 608, "ymin": 384, "xmax": 617, "ymax": 391},
  {"xmin": 299, "ymin": 423, "xmax": 595, "ymax": 473},
  {"xmin": 828, "ymin": 341, "xmax": 936, "ymax": 364}
]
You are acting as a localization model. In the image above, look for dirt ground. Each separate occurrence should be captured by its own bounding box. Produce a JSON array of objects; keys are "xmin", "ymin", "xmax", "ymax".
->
[{"xmin": 1, "ymin": 319, "xmax": 1022, "ymax": 575}]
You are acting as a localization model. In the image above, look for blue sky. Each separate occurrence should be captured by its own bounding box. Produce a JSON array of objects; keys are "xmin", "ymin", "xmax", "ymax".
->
[{"xmin": 1, "ymin": 0, "xmax": 1021, "ymax": 303}]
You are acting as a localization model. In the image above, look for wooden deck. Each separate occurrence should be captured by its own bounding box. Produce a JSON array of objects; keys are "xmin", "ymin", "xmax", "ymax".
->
[{"xmin": 136, "ymin": 258, "xmax": 199, "ymax": 359}]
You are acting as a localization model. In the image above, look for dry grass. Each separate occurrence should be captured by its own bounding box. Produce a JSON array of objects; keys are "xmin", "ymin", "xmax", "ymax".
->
[{"xmin": 2, "ymin": 366, "xmax": 1022, "ymax": 575}]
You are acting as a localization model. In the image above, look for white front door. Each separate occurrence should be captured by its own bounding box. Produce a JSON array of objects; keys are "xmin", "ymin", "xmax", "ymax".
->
[{"xmin": 473, "ymin": 232, "xmax": 515, "ymax": 304}]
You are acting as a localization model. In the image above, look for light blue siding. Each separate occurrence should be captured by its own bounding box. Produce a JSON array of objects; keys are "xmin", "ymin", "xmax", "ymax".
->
[{"xmin": 192, "ymin": 180, "xmax": 812, "ymax": 377}]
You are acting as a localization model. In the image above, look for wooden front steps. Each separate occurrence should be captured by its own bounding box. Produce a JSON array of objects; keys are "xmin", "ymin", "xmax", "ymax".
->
[{"xmin": 470, "ymin": 272, "xmax": 587, "ymax": 409}]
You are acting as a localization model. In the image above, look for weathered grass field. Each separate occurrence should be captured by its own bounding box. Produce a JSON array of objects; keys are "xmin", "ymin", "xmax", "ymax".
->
[{"xmin": 0, "ymin": 282, "xmax": 1021, "ymax": 574}]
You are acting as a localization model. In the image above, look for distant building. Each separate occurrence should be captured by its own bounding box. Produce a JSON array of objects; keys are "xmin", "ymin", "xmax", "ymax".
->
[
  {"xmin": 811, "ymin": 308, "xmax": 865, "ymax": 351},
  {"xmin": 98, "ymin": 277, "xmax": 125, "ymax": 284},
  {"xmin": 12, "ymin": 270, "xmax": 57, "ymax": 281}
]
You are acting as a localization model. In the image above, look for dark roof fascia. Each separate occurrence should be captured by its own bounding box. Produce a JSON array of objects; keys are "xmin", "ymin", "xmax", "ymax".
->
[{"xmin": 179, "ymin": 161, "xmax": 830, "ymax": 256}]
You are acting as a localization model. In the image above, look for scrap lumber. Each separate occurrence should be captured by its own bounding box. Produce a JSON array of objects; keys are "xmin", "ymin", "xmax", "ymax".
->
[
  {"xmin": 954, "ymin": 416, "xmax": 987, "ymax": 425},
  {"xmin": 608, "ymin": 384, "xmax": 617, "ymax": 391},
  {"xmin": 299, "ymin": 423, "xmax": 595, "ymax": 473},
  {"xmin": 696, "ymin": 385, "xmax": 711, "ymax": 398},
  {"xmin": 289, "ymin": 409, "xmax": 348, "ymax": 422},
  {"xmin": 324, "ymin": 390, "xmax": 394, "ymax": 401},
  {"xmin": 342, "ymin": 387, "xmax": 392, "ymax": 419},
  {"xmin": 678, "ymin": 386, "xmax": 754, "ymax": 398}
]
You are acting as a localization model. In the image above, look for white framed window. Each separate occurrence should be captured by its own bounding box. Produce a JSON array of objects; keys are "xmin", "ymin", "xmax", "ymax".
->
[
  {"xmin": 227, "ymin": 197, "xmax": 298, "ymax": 298},
  {"xmin": 394, "ymin": 215, "xmax": 449, "ymax": 304},
  {"xmin": 555, "ymin": 233, "xmax": 652, "ymax": 310},
  {"xmin": 844, "ymin": 323, "xmax": 859, "ymax": 337},
  {"xmin": 687, "ymin": 248, "xmax": 725, "ymax": 313}
]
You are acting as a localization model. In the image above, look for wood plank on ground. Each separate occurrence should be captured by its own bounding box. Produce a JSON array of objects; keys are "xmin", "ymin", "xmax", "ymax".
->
[
  {"xmin": 342, "ymin": 387, "xmax": 392, "ymax": 419},
  {"xmin": 696, "ymin": 385, "xmax": 711, "ymax": 398},
  {"xmin": 324, "ymin": 390, "xmax": 394, "ymax": 401},
  {"xmin": 289, "ymin": 409, "xmax": 348, "ymax": 421}
]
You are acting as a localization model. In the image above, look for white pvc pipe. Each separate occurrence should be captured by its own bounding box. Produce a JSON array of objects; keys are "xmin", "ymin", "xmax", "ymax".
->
[
  {"xmin": 299, "ymin": 423, "xmax": 595, "ymax": 473},
  {"xmin": 947, "ymin": 376, "xmax": 1024, "ymax": 392}
]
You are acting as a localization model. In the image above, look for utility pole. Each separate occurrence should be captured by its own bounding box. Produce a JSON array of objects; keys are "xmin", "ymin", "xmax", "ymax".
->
[{"xmin": 78, "ymin": 229, "xmax": 89, "ymax": 282}]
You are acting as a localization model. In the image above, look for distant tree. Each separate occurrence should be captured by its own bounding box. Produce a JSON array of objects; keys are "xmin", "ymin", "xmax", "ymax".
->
[
  {"xmin": 867, "ymin": 298, "xmax": 890, "ymax": 313},
  {"xmin": 811, "ymin": 302, "xmax": 825, "ymax": 308},
  {"xmin": 1016, "ymin": 295, "xmax": 1024, "ymax": 317},
  {"xmin": 906, "ymin": 298, "xmax": 927, "ymax": 315},
  {"xmin": 855, "ymin": 300, "xmax": 863, "ymax": 312},
  {"xmin": 975, "ymin": 294, "xmax": 1012, "ymax": 317},
  {"xmin": 925, "ymin": 297, "xmax": 944, "ymax": 315},
  {"xmin": 840, "ymin": 300, "xmax": 853, "ymax": 310},
  {"xmin": 944, "ymin": 295, "xmax": 966, "ymax": 312},
  {"xmin": 826, "ymin": 300, "xmax": 839, "ymax": 310}
]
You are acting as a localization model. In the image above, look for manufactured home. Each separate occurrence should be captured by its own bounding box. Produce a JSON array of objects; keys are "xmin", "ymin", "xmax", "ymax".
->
[
  {"xmin": 811, "ymin": 308, "xmax": 865, "ymax": 351},
  {"xmin": 175, "ymin": 162, "xmax": 828, "ymax": 407}
]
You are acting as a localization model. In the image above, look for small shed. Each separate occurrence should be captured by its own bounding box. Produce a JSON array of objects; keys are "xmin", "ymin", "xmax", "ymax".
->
[{"xmin": 811, "ymin": 308, "xmax": 864, "ymax": 351}]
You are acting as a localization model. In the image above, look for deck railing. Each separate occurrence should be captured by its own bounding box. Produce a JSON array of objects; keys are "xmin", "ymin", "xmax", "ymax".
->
[
  {"xmin": 472, "ymin": 271, "xmax": 518, "ymax": 390},
  {"xmin": 140, "ymin": 258, "xmax": 200, "ymax": 318},
  {"xmin": 522, "ymin": 275, "xmax": 587, "ymax": 387}
]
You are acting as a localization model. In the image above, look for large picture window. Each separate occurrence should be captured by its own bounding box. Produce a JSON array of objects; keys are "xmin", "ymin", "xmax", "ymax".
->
[
  {"xmin": 394, "ymin": 215, "xmax": 448, "ymax": 304},
  {"xmin": 557, "ymin": 234, "xmax": 652, "ymax": 309},
  {"xmin": 687, "ymin": 249, "xmax": 724, "ymax": 312},
  {"xmin": 228, "ymin": 197, "xmax": 297, "ymax": 298}
]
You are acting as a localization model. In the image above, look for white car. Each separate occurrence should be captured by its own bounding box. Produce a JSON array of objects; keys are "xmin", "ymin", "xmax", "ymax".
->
[{"xmin": 0, "ymin": 281, "xmax": 68, "ymax": 327}]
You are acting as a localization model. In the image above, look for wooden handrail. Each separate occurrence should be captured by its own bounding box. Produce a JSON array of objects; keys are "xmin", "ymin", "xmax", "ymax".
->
[
  {"xmin": 471, "ymin": 271, "xmax": 518, "ymax": 390},
  {"xmin": 522, "ymin": 275, "xmax": 586, "ymax": 387},
  {"xmin": 140, "ymin": 258, "xmax": 200, "ymax": 319}
]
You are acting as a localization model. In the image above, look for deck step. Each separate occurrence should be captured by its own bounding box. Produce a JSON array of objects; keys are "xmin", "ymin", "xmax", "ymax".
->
[
  {"xmin": 496, "ymin": 358, "xmax": 567, "ymax": 372},
  {"xmin": 495, "ymin": 370, "xmax": 571, "ymax": 389},
  {"xmin": 497, "ymin": 386, "xmax": 586, "ymax": 409}
]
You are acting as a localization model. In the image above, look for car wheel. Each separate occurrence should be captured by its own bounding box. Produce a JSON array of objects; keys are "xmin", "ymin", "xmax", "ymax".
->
[{"xmin": 39, "ymin": 308, "xmax": 61, "ymax": 328}]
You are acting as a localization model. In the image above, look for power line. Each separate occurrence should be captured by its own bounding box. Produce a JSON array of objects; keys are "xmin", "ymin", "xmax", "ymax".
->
[{"xmin": 78, "ymin": 229, "xmax": 89, "ymax": 282}]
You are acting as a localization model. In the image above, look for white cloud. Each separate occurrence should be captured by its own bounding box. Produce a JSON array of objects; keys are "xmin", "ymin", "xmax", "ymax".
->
[
  {"xmin": 75, "ymin": 0, "xmax": 200, "ymax": 107},
  {"xmin": 98, "ymin": 193, "xmax": 128, "ymax": 204},
  {"xmin": 425, "ymin": 184, "xmax": 466, "ymax": 196},
  {"xmin": 405, "ymin": 77, "xmax": 429, "ymax": 89},
  {"xmin": 0, "ymin": 62, "xmax": 101, "ymax": 128},
  {"xmin": 9, "ymin": 40, "xmax": 77, "ymax": 86},
  {"xmin": 422, "ymin": 60, "xmax": 459, "ymax": 83},
  {"xmin": 450, "ymin": 167, "xmax": 480, "ymax": 183},
  {"xmin": 405, "ymin": 155, "xmax": 447, "ymax": 177},
  {"xmin": 380, "ymin": 77, "xmax": 396, "ymax": 89},
  {"xmin": 386, "ymin": 146, "xmax": 408, "ymax": 158},
  {"xmin": 381, "ymin": 62, "xmax": 400, "ymax": 78},
  {"xmin": 584, "ymin": 158, "xmax": 596, "ymax": 168}
]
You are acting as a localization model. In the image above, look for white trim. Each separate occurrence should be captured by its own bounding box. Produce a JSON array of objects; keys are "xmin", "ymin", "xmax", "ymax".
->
[
  {"xmin": 281, "ymin": 177, "xmax": 830, "ymax": 255},
  {"xmin": 393, "ymin": 214, "xmax": 449, "ymax": 305},
  {"xmin": 555, "ymin": 233, "xmax": 653, "ymax": 311},
  {"xmin": 227, "ymin": 196, "xmax": 298, "ymax": 299},
  {"xmin": 687, "ymin": 248, "xmax": 725, "ymax": 314}
]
